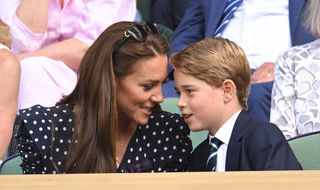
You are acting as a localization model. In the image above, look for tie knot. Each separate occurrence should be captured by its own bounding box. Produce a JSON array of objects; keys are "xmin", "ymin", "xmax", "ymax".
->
[{"xmin": 210, "ymin": 137, "xmax": 223, "ymax": 150}]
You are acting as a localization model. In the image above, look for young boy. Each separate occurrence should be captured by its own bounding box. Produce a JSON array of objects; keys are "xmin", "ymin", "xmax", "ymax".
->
[{"xmin": 171, "ymin": 37, "xmax": 301, "ymax": 171}]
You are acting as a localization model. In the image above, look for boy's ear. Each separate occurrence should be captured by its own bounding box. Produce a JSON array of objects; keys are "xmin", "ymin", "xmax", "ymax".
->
[{"xmin": 221, "ymin": 79, "xmax": 236, "ymax": 103}]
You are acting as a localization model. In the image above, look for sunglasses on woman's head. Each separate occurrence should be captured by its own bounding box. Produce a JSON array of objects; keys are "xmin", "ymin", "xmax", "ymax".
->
[{"xmin": 113, "ymin": 22, "xmax": 160, "ymax": 55}]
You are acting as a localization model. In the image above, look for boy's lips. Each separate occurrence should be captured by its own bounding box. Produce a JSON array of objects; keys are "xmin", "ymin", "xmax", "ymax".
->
[{"xmin": 182, "ymin": 113, "xmax": 193, "ymax": 123}]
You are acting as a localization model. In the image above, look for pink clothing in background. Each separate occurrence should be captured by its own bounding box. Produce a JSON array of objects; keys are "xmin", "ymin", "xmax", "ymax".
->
[
  {"xmin": 18, "ymin": 56, "xmax": 78, "ymax": 109},
  {"xmin": 0, "ymin": 0, "xmax": 137, "ymax": 54},
  {"xmin": 0, "ymin": 0, "xmax": 136, "ymax": 109}
]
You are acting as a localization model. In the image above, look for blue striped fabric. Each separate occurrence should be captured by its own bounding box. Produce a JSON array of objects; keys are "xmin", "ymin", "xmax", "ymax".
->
[
  {"xmin": 214, "ymin": 0, "xmax": 243, "ymax": 37},
  {"xmin": 206, "ymin": 137, "xmax": 223, "ymax": 171}
]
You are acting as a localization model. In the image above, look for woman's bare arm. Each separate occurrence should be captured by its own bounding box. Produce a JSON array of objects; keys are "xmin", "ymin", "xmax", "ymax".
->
[{"xmin": 0, "ymin": 49, "xmax": 20, "ymax": 159}]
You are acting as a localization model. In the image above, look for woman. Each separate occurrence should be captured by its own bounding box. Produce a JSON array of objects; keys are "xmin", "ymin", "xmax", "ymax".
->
[
  {"xmin": 16, "ymin": 21, "xmax": 192, "ymax": 173},
  {"xmin": 270, "ymin": 0, "xmax": 320, "ymax": 139}
]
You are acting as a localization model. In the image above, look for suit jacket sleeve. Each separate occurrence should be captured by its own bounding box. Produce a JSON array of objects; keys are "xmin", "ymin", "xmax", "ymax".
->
[{"xmin": 169, "ymin": 0, "xmax": 205, "ymax": 55}]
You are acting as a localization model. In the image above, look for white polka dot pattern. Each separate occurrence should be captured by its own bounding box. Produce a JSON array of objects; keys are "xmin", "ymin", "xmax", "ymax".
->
[{"xmin": 17, "ymin": 105, "xmax": 192, "ymax": 173}]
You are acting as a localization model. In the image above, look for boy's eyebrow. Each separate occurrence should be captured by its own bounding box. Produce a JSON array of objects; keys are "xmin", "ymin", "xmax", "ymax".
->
[
  {"xmin": 175, "ymin": 84, "xmax": 195, "ymax": 91},
  {"xmin": 180, "ymin": 84, "xmax": 194, "ymax": 88}
]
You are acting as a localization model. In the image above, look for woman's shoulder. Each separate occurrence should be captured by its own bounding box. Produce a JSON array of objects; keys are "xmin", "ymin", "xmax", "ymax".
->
[
  {"xmin": 17, "ymin": 104, "xmax": 74, "ymax": 172},
  {"xmin": 143, "ymin": 110, "xmax": 189, "ymax": 135},
  {"xmin": 279, "ymin": 40, "xmax": 320, "ymax": 61},
  {"xmin": 148, "ymin": 110, "xmax": 185, "ymax": 125},
  {"xmin": 18, "ymin": 104, "xmax": 74, "ymax": 145},
  {"xmin": 19, "ymin": 104, "xmax": 74, "ymax": 124}
]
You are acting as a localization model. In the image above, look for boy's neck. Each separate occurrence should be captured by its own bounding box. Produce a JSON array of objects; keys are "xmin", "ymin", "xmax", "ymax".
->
[{"xmin": 209, "ymin": 104, "xmax": 242, "ymax": 136}]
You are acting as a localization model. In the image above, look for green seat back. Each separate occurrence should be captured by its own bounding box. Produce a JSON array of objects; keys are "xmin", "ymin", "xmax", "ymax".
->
[
  {"xmin": 137, "ymin": 0, "xmax": 151, "ymax": 21},
  {"xmin": 288, "ymin": 132, "xmax": 320, "ymax": 170},
  {"xmin": 160, "ymin": 98, "xmax": 207, "ymax": 149},
  {"xmin": 155, "ymin": 24, "xmax": 174, "ymax": 41},
  {"xmin": 0, "ymin": 154, "xmax": 22, "ymax": 175},
  {"xmin": 160, "ymin": 97, "xmax": 180, "ymax": 114},
  {"xmin": 136, "ymin": 1, "xmax": 173, "ymax": 41}
]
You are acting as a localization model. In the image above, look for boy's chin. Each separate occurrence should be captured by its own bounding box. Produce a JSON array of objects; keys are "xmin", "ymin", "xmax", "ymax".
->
[{"xmin": 188, "ymin": 124, "xmax": 206, "ymax": 132}]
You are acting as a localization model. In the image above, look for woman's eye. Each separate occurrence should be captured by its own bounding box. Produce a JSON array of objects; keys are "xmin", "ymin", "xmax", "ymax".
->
[{"xmin": 143, "ymin": 84, "xmax": 154, "ymax": 91}]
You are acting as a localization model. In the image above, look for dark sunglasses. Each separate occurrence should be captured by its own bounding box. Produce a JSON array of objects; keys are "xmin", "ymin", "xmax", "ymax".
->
[{"xmin": 113, "ymin": 22, "xmax": 160, "ymax": 55}]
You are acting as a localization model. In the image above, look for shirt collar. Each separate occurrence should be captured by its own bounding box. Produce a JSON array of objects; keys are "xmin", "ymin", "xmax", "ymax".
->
[{"xmin": 208, "ymin": 110, "xmax": 241, "ymax": 145}]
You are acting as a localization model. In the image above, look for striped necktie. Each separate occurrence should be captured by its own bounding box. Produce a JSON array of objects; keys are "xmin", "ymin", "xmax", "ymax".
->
[
  {"xmin": 206, "ymin": 137, "xmax": 223, "ymax": 171},
  {"xmin": 214, "ymin": 0, "xmax": 243, "ymax": 37}
]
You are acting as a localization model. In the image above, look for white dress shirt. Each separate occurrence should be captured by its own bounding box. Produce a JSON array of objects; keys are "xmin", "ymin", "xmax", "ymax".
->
[
  {"xmin": 209, "ymin": 110, "xmax": 241, "ymax": 172},
  {"xmin": 222, "ymin": 0, "xmax": 291, "ymax": 69}
]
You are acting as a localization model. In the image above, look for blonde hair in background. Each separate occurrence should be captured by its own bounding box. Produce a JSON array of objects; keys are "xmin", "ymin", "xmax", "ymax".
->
[
  {"xmin": 171, "ymin": 37, "xmax": 251, "ymax": 109},
  {"xmin": 0, "ymin": 20, "xmax": 11, "ymax": 48},
  {"xmin": 305, "ymin": 0, "xmax": 320, "ymax": 38}
]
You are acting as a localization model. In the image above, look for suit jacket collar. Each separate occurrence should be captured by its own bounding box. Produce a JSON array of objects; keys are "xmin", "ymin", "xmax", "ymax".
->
[
  {"xmin": 225, "ymin": 110, "xmax": 250, "ymax": 171},
  {"xmin": 193, "ymin": 110, "xmax": 250, "ymax": 171},
  {"xmin": 192, "ymin": 136, "xmax": 210, "ymax": 170}
]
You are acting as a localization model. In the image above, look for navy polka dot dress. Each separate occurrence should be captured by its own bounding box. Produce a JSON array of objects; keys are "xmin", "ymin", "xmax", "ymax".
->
[{"xmin": 16, "ymin": 104, "xmax": 192, "ymax": 174}]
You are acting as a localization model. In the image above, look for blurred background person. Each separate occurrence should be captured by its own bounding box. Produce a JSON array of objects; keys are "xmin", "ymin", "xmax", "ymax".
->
[
  {"xmin": 0, "ymin": 0, "xmax": 136, "ymax": 109},
  {"xmin": 168, "ymin": 0, "xmax": 315, "ymax": 122},
  {"xmin": 150, "ymin": 0, "xmax": 191, "ymax": 31},
  {"xmin": 271, "ymin": 0, "xmax": 320, "ymax": 139}
]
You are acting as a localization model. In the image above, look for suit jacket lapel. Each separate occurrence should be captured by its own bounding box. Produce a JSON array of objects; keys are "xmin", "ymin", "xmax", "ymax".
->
[
  {"xmin": 226, "ymin": 110, "xmax": 250, "ymax": 171},
  {"xmin": 196, "ymin": 137, "xmax": 210, "ymax": 170}
]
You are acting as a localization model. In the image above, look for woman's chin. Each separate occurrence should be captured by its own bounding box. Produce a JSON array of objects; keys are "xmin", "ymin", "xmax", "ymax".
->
[{"xmin": 136, "ymin": 117, "xmax": 149, "ymax": 126}]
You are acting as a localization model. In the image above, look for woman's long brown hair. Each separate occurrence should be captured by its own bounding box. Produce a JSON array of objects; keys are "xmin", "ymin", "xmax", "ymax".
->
[{"xmin": 58, "ymin": 21, "xmax": 169, "ymax": 173}]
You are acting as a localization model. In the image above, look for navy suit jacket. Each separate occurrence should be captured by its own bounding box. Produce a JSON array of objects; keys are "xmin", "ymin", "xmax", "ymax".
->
[
  {"xmin": 170, "ymin": 0, "xmax": 315, "ymax": 55},
  {"xmin": 188, "ymin": 111, "xmax": 302, "ymax": 171}
]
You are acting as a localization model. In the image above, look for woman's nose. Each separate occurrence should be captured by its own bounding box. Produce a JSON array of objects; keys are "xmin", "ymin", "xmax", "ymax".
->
[{"xmin": 151, "ymin": 89, "xmax": 164, "ymax": 103}]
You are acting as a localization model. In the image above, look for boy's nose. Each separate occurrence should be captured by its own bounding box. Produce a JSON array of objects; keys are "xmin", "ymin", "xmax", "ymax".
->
[{"xmin": 177, "ymin": 98, "xmax": 186, "ymax": 108}]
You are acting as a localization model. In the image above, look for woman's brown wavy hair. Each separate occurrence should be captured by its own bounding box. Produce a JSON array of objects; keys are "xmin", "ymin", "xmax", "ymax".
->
[{"xmin": 57, "ymin": 21, "xmax": 169, "ymax": 173}]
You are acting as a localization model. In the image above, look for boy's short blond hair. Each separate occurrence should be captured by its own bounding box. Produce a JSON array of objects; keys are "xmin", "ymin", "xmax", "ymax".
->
[{"xmin": 171, "ymin": 37, "xmax": 251, "ymax": 109}]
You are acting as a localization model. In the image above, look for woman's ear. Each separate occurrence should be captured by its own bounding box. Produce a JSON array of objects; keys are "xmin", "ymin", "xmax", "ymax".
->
[{"xmin": 221, "ymin": 79, "xmax": 236, "ymax": 103}]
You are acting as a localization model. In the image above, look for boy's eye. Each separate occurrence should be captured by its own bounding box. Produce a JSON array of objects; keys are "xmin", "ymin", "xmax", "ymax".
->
[
  {"xmin": 175, "ymin": 90, "xmax": 181, "ymax": 96},
  {"xmin": 186, "ymin": 89, "xmax": 193, "ymax": 94}
]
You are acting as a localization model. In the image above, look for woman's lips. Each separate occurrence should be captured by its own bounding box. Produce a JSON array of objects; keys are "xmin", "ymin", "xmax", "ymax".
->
[{"xmin": 141, "ymin": 106, "xmax": 152, "ymax": 116}]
